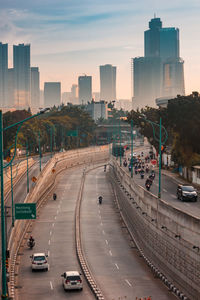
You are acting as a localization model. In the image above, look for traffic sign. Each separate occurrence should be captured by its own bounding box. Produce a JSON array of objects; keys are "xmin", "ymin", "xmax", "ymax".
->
[
  {"xmin": 15, "ymin": 203, "xmax": 36, "ymax": 220},
  {"xmin": 67, "ymin": 130, "xmax": 78, "ymax": 137}
]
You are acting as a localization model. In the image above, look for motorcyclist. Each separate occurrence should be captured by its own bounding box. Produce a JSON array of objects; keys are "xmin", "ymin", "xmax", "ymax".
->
[
  {"xmin": 29, "ymin": 235, "xmax": 34, "ymax": 243},
  {"xmin": 145, "ymin": 177, "xmax": 152, "ymax": 187},
  {"xmin": 98, "ymin": 196, "xmax": 103, "ymax": 204},
  {"xmin": 53, "ymin": 193, "xmax": 57, "ymax": 200},
  {"xmin": 140, "ymin": 169, "xmax": 145, "ymax": 179}
]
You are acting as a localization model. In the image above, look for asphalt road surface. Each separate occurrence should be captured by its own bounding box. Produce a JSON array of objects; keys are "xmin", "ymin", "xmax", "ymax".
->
[{"xmin": 17, "ymin": 164, "xmax": 176, "ymax": 300}]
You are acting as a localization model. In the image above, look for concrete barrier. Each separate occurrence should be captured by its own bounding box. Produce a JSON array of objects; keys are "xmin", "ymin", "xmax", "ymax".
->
[
  {"xmin": 8, "ymin": 146, "xmax": 109, "ymax": 299},
  {"xmin": 111, "ymin": 159, "xmax": 200, "ymax": 300}
]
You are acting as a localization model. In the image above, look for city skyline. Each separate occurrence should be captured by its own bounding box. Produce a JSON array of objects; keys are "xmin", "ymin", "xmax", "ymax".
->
[{"xmin": 0, "ymin": 1, "xmax": 200, "ymax": 101}]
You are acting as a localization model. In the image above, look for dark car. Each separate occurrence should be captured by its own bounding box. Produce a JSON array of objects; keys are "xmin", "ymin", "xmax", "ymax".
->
[{"xmin": 177, "ymin": 184, "xmax": 198, "ymax": 202}]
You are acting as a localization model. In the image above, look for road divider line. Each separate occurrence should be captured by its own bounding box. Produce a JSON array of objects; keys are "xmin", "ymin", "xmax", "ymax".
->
[
  {"xmin": 48, "ymin": 240, "xmax": 51, "ymax": 245},
  {"xmin": 50, "ymin": 231, "xmax": 52, "ymax": 236},
  {"xmin": 48, "ymin": 250, "xmax": 50, "ymax": 257},
  {"xmin": 109, "ymin": 250, "xmax": 112, "ymax": 256},
  {"xmin": 102, "ymin": 230, "xmax": 105, "ymax": 235},
  {"xmin": 54, "ymin": 216, "xmax": 57, "ymax": 220},
  {"xmin": 52, "ymin": 223, "xmax": 55, "ymax": 227},
  {"xmin": 125, "ymin": 279, "xmax": 132, "ymax": 287},
  {"xmin": 115, "ymin": 263, "xmax": 119, "ymax": 269},
  {"xmin": 105, "ymin": 239, "xmax": 108, "ymax": 245},
  {"xmin": 163, "ymin": 188, "xmax": 167, "ymax": 192}
]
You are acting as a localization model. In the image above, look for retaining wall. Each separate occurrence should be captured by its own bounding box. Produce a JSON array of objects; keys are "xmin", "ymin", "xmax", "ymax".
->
[{"xmin": 111, "ymin": 159, "xmax": 200, "ymax": 300}]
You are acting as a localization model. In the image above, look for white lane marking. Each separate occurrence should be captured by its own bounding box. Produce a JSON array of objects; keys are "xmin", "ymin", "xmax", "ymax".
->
[
  {"xmin": 50, "ymin": 231, "xmax": 52, "ymax": 236},
  {"xmin": 109, "ymin": 250, "xmax": 112, "ymax": 256},
  {"xmin": 54, "ymin": 216, "xmax": 57, "ymax": 220},
  {"xmin": 102, "ymin": 230, "xmax": 105, "ymax": 235},
  {"xmin": 57, "ymin": 210, "xmax": 59, "ymax": 214},
  {"xmin": 105, "ymin": 240, "xmax": 108, "ymax": 245},
  {"xmin": 170, "ymin": 194, "xmax": 177, "ymax": 199},
  {"xmin": 125, "ymin": 279, "xmax": 132, "ymax": 287},
  {"xmin": 48, "ymin": 250, "xmax": 50, "ymax": 257},
  {"xmin": 52, "ymin": 223, "xmax": 55, "ymax": 227},
  {"xmin": 48, "ymin": 240, "xmax": 51, "ymax": 245},
  {"xmin": 50, "ymin": 281, "xmax": 53, "ymax": 290},
  {"xmin": 115, "ymin": 263, "xmax": 119, "ymax": 269},
  {"xmin": 100, "ymin": 222, "xmax": 103, "ymax": 226},
  {"xmin": 163, "ymin": 188, "xmax": 167, "ymax": 192}
]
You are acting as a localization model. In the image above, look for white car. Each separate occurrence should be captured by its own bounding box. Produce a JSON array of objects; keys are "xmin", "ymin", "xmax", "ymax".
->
[
  {"xmin": 61, "ymin": 271, "xmax": 83, "ymax": 291},
  {"xmin": 30, "ymin": 253, "xmax": 49, "ymax": 271}
]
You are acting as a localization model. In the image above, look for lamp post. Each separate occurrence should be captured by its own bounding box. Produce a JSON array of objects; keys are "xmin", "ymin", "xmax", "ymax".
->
[
  {"xmin": 119, "ymin": 119, "xmax": 122, "ymax": 166},
  {"xmin": 131, "ymin": 120, "xmax": 134, "ymax": 178},
  {"xmin": 38, "ymin": 131, "xmax": 41, "ymax": 172},
  {"xmin": 0, "ymin": 108, "xmax": 49, "ymax": 299}
]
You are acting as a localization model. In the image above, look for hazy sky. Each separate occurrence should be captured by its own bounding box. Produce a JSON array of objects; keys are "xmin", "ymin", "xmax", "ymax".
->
[{"xmin": 1, "ymin": 0, "xmax": 200, "ymax": 99}]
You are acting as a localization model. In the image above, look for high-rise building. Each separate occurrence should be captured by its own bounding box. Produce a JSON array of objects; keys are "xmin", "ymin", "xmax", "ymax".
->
[
  {"xmin": 132, "ymin": 17, "xmax": 185, "ymax": 109},
  {"xmin": 31, "ymin": 67, "xmax": 40, "ymax": 109},
  {"xmin": 99, "ymin": 65, "xmax": 117, "ymax": 101},
  {"xmin": 13, "ymin": 44, "xmax": 31, "ymax": 109},
  {"xmin": 44, "ymin": 82, "xmax": 61, "ymax": 108},
  {"xmin": 0, "ymin": 43, "xmax": 8, "ymax": 108},
  {"xmin": 7, "ymin": 68, "xmax": 14, "ymax": 107},
  {"xmin": 78, "ymin": 75, "xmax": 92, "ymax": 104},
  {"xmin": 100, "ymin": 64, "xmax": 116, "ymax": 101}
]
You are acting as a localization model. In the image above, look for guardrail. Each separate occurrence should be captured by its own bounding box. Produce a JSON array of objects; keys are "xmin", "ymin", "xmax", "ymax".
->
[
  {"xmin": 110, "ymin": 159, "xmax": 200, "ymax": 300},
  {"xmin": 8, "ymin": 146, "xmax": 109, "ymax": 300}
]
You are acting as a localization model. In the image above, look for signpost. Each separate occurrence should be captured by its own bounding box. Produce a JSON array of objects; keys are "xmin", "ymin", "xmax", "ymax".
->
[{"xmin": 15, "ymin": 203, "xmax": 36, "ymax": 220}]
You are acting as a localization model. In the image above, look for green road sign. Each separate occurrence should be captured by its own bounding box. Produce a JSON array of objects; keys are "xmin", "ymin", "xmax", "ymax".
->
[
  {"xmin": 15, "ymin": 203, "xmax": 36, "ymax": 220},
  {"xmin": 67, "ymin": 130, "xmax": 78, "ymax": 137}
]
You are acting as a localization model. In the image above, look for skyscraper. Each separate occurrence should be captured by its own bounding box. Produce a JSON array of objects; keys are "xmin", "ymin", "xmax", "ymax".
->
[
  {"xmin": 132, "ymin": 17, "xmax": 185, "ymax": 109},
  {"xmin": 44, "ymin": 82, "xmax": 61, "ymax": 108},
  {"xmin": 78, "ymin": 75, "xmax": 92, "ymax": 104},
  {"xmin": 100, "ymin": 64, "xmax": 116, "ymax": 101},
  {"xmin": 13, "ymin": 44, "xmax": 31, "ymax": 109},
  {"xmin": 0, "ymin": 43, "xmax": 8, "ymax": 108},
  {"xmin": 31, "ymin": 67, "xmax": 40, "ymax": 110}
]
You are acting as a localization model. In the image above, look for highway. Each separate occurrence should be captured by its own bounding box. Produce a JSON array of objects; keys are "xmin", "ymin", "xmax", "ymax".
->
[
  {"xmin": 17, "ymin": 163, "xmax": 176, "ymax": 300},
  {"xmin": 123, "ymin": 146, "xmax": 200, "ymax": 218}
]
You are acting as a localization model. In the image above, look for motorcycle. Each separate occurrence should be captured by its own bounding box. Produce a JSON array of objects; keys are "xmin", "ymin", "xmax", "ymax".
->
[
  {"xmin": 27, "ymin": 239, "xmax": 35, "ymax": 249},
  {"xmin": 145, "ymin": 183, "xmax": 150, "ymax": 191},
  {"xmin": 53, "ymin": 193, "xmax": 57, "ymax": 200}
]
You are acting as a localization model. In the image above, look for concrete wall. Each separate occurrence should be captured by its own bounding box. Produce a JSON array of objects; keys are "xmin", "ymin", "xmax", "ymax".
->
[{"xmin": 111, "ymin": 159, "xmax": 200, "ymax": 300}]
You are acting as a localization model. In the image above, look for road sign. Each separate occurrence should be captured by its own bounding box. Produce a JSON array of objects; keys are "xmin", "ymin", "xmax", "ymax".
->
[
  {"xmin": 67, "ymin": 130, "xmax": 78, "ymax": 137},
  {"xmin": 15, "ymin": 203, "xmax": 36, "ymax": 220}
]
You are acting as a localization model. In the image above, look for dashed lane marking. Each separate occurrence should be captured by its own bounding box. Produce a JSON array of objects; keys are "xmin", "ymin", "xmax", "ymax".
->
[
  {"xmin": 102, "ymin": 230, "xmax": 105, "ymax": 235},
  {"xmin": 109, "ymin": 250, "xmax": 112, "ymax": 256},
  {"xmin": 52, "ymin": 223, "xmax": 55, "ymax": 227},
  {"xmin": 48, "ymin": 240, "xmax": 51, "ymax": 245},
  {"xmin": 50, "ymin": 281, "xmax": 53, "ymax": 290},
  {"xmin": 163, "ymin": 188, "xmax": 167, "ymax": 192},
  {"xmin": 125, "ymin": 279, "xmax": 132, "ymax": 287},
  {"xmin": 50, "ymin": 231, "xmax": 52, "ymax": 236},
  {"xmin": 48, "ymin": 250, "xmax": 50, "ymax": 257},
  {"xmin": 115, "ymin": 263, "xmax": 119, "ymax": 269},
  {"xmin": 105, "ymin": 240, "xmax": 108, "ymax": 245}
]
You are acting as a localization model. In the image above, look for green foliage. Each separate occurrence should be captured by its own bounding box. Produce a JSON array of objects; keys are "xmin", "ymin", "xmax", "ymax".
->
[
  {"xmin": 127, "ymin": 93, "xmax": 200, "ymax": 167},
  {"xmin": 3, "ymin": 104, "xmax": 96, "ymax": 155}
]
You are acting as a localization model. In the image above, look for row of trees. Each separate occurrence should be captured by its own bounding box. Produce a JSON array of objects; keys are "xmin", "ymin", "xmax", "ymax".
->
[
  {"xmin": 3, "ymin": 104, "xmax": 96, "ymax": 157},
  {"xmin": 127, "ymin": 92, "xmax": 200, "ymax": 167}
]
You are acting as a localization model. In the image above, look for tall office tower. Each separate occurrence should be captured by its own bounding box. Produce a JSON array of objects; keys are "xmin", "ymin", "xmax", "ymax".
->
[
  {"xmin": 132, "ymin": 17, "xmax": 185, "ymax": 109},
  {"xmin": 44, "ymin": 82, "xmax": 61, "ymax": 108},
  {"xmin": 13, "ymin": 43, "xmax": 31, "ymax": 109},
  {"xmin": 78, "ymin": 75, "xmax": 92, "ymax": 104},
  {"xmin": 0, "ymin": 43, "xmax": 8, "ymax": 108},
  {"xmin": 71, "ymin": 84, "xmax": 78, "ymax": 98},
  {"xmin": 7, "ymin": 68, "xmax": 14, "ymax": 107},
  {"xmin": 31, "ymin": 67, "xmax": 40, "ymax": 109},
  {"xmin": 100, "ymin": 64, "xmax": 116, "ymax": 101}
]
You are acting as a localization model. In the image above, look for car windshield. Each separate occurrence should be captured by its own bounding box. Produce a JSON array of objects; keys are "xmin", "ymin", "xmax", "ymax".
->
[
  {"xmin": 182, "ymin": 186, "xmax": 195, "ymax": 192},
  {"xmin": 34, "ymin": 256, "xmax": 45, "ymax": 261},
  {"xmin": 67, "ymin": 276, "xmax": 80, "ymax": 281}
]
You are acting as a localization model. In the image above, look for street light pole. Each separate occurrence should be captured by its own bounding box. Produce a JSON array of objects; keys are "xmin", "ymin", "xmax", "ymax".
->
[
  {"xmin": 10, "ymin": 162, "xmax": 14, "ymax": 227},
  {"xmin": 0, "ymin": 110, "xmax": 7, "ymax": 299},
  {"xmin": 158, "ymin": 117, "xmax": 162, "ymax": 198},
  {"xmin": 119, "ymin": 119, "xmax": 122, "ymax": 166},
  {"xmin": 38, "ymin": 131, "xmax": 41, "ymax": 172},
  {"xmin": 131, "ymin": 119, "xmax": 133, "ymax": 178},
  {"xmin": 26, "ymin": 141, "xmax": 29, "ymax": 193}
]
